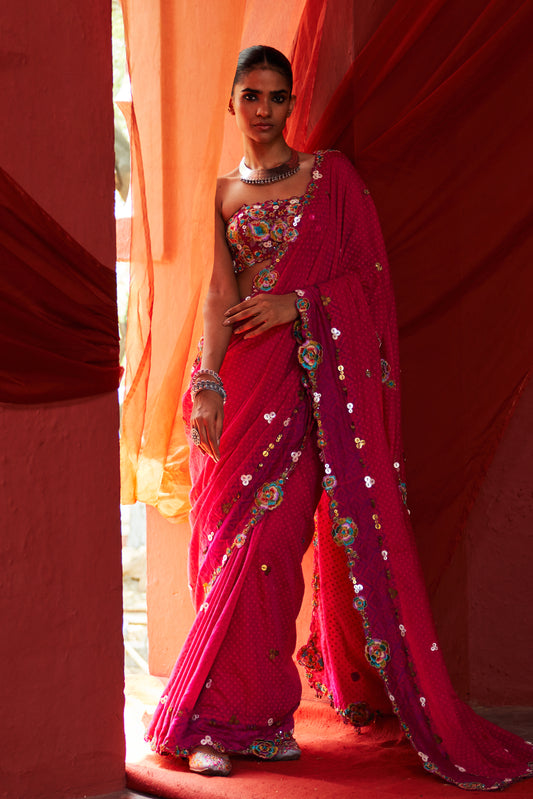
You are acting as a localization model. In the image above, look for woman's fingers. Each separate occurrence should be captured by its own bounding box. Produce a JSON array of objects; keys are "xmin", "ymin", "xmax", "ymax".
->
[
  {"xmin": 191, "ymin": 393, "xmax": 224, "ymax": 462},
  {"xmin": 224, "ymin": 301, "xmax": 257, "ymax": 325},
  {"xmin": 193, "ymin": 420, "xmax": 220, "ymax": 462},
  {"xmin": 224, "ymin": 294, "xmax": 297, "ymax": 336}
]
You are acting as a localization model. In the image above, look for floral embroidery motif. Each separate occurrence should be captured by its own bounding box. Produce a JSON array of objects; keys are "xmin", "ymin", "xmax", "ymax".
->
[
  {"xmin": 331, "ymin": 327, "xmax": 341, "ymax": 339},
  {"xmin": 332, "ymin": 517, "xmax": 358, "ymax": 547},
  {"xmin": 298, "ymin": 339, "xmax": 323, "ymax": 371},
  {"xmin": 364, "ymin": 476, "xmax": 375, "ymax": 488},
  {"xmin": 345, "ymin": 702, "xmax": 376, "ymax": 726},
  {"xmin": 255, "ymin": 480, "xmax": 284, "ymax": 510},
  {"xmin": 297, "ymin": 634, "xmax": 324, "ymax": 673},
  {"xmin": 365, "ymin": 639, "xmax": 391, "ymax": 669},
  {"xmin": 353, "ymin": 595, "xmax": 367, "ymax": 611},
  {"xmin": 322, "ymin": 474, "xmax": 337, "ymax": 490},
  {"xmin": 240, "ymin": 474, "xmax": 252, "ymax": 486},
  {"xmin": 249, "ymin": 739, "xmax": 279, "ymax": 758},
  {"xmin": 253, "ymin": 267, "xmax": 279, "ymax": 292},
  {"xmin": 263, "ymin": 411, "xmax": 276, "ymax": 423}
]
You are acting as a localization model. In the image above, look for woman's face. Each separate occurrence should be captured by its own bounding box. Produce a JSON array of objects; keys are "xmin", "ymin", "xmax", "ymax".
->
[{"xmin": 230, "ymin": 68, "xmax": 295, "ymax": 143}]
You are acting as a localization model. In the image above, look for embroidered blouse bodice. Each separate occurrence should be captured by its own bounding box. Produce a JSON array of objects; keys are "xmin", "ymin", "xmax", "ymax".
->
[{"xmin": 225, "ymin": 196, "xmax": 304, "ymax": 274}]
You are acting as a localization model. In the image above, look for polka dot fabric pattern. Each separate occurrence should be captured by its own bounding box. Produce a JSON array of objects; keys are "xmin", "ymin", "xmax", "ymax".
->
[{"xmin": 146, "ymin": 152, "xmax": 533, "ymax": 789}]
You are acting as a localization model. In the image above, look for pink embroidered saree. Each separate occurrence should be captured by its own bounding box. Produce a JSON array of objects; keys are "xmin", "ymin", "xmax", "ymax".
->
[{"xmin": 147, "ymin": 151, "xmax": 533, "ymax": 790}]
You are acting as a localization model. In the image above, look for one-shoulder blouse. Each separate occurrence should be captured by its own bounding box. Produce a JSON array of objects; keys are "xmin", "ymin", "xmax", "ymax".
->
[{"xmin": 225, "ymin": 196, "xmax": 303, "ymax": 274}]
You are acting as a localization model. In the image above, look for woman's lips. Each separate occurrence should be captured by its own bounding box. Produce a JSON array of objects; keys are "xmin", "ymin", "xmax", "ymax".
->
[{"xmin": 254, "ymin": 123, "xmax": 273, "ymax": 130}]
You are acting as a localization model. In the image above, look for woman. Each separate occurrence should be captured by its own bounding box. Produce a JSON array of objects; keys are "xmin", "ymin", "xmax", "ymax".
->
[{"xmin": 146, "ymin": 46, "xmax": 533, "ymax": 789}]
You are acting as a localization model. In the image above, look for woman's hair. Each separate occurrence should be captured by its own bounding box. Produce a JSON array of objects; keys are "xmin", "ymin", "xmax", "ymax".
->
[{"xmin": 231, "ymin": 45, "xmax": 293, "ymax": 94}]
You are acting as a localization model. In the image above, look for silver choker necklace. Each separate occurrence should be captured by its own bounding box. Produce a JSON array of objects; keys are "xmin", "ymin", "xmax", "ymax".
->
[{"xmin": 239, "ymin": 149, "xmax": 300, "ymax": 184}]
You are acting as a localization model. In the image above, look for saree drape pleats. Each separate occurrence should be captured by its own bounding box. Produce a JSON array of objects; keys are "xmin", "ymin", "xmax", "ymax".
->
[
  {"xmin": 147, "ymin": 151, "xmax": 533, "ymax": 789},
  {"xmin": 0, "ymin": 167, "xmax": 120, "ymax": 403},
  {"xmin": 120, "ymin": 0, "xmax": 533, "ymax": 605}
]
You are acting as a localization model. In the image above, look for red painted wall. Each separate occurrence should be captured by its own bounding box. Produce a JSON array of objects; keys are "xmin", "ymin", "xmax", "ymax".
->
[{"xmin": 0, "ymin": 2, "xmax": 125, "ymax": 798}]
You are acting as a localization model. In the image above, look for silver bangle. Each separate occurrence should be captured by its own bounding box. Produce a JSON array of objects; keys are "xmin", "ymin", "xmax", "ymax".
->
[
  {"xmin": 194, "ymin": 368, "xmax": 222, "ymax": 384},
  {"xmin": 191, "ymin": 380, "xmax": 227, "ymax": 403}
]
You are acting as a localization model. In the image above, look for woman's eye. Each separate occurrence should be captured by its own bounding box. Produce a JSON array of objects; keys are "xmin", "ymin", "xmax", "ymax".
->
[
  {"xmin": 272, "ymin": 95, "xmax": 286, "ymax": 104},
  {"xmin": 243, "ymin": 94, "xmax": 257, "ymax": 102}
]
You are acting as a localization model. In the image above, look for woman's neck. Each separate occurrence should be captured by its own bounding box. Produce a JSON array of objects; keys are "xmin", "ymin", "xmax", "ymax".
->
[{"xmin": 241, "ymin": 137, "xmax": 293, "ymax": 171}]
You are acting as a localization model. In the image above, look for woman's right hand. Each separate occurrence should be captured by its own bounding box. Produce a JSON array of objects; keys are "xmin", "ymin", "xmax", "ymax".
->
[{"xmin": 190, "ymin": 389, "xmax": 224, "ymax": 462}]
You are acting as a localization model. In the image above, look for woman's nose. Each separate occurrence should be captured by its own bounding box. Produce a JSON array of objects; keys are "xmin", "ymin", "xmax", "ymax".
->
[{"xmin": 256, "ymin": 100, "xmax": 270, "ymax": 117}]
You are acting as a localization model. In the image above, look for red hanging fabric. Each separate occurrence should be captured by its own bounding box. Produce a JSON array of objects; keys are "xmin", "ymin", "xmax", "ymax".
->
[
  {"xmin": 0, "ymin": 167, "xmax": 121, "ymax": 403},
  {"xmin": 287, "ymin": 0, "xmax": 533, "ymax": 595}
]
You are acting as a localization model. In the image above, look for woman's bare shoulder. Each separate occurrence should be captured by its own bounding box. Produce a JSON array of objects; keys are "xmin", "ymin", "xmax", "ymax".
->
[
  {"xmin": 298, "ymin": 151, "xmax": 315, "ymax": 167},
  {"xmin": 216, "ymin": 169, "xmax": 240, "ymax": 210}
]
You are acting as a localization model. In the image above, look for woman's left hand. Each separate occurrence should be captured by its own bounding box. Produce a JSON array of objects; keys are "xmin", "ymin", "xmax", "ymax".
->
[{"xmin": 223, "ymin": 292, "xmax": 298, "ymax": 338}]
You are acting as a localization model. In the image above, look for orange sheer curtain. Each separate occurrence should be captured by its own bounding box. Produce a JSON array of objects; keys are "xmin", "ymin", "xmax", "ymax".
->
[{"xmin": 120, "ymin": 1, "xmax": 306, "ymax": 520}]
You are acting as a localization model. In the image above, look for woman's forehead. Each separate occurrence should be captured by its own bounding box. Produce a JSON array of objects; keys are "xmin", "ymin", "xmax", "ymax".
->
[{"xmin": 235, "ymin": 66, "xmax": 290, "ymax": 91}]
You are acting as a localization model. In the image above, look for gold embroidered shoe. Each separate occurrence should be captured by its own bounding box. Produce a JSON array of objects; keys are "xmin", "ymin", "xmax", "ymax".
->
[{"xmin": 188, "ymin": 745, "xmax": 232, "ymax": 776}]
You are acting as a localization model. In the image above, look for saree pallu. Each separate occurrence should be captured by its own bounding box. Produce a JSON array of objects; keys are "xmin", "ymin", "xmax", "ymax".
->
[{"xmin": 147, "ymin": 151, "xmax": 533, "ymax": 790}]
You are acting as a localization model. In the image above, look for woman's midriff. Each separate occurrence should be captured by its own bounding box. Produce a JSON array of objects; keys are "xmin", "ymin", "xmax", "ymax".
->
[{"xmin": 236, "ymin": 258, "xmax": 273, "ymax": 298}]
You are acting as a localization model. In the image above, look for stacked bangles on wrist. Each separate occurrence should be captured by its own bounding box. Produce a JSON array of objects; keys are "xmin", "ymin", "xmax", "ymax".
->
[
  {"xmin": 190, "ymin": 369, "xmax": 226, "ymax": 449},
  {"xmin": 190, "ymin": 369, "xmax": 226, "ymax": 404}
]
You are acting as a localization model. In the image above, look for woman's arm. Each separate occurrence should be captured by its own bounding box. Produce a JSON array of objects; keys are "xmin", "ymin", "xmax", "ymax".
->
[{"xmin": 190, "ymin": 184, "xmax": 240, "ymax": 462}]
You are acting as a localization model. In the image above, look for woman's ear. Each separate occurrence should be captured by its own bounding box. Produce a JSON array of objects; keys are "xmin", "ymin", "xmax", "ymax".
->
[
  {"xmin": 228, "ymin": 98, "xmax": 235, "ymax": 115},
  {"xmin": 287, "ymin": 94, "xmax": 296, "ymax": 118}
]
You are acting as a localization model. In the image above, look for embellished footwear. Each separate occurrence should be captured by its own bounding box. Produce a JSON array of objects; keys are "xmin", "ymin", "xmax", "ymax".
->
[
  {"xmin": 188, "ymin": 745, "xmax": 232, "ymax": 776},
  {"xmin": 271, "ymin": 737, "xmax": 301, "ymax": 761}
]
